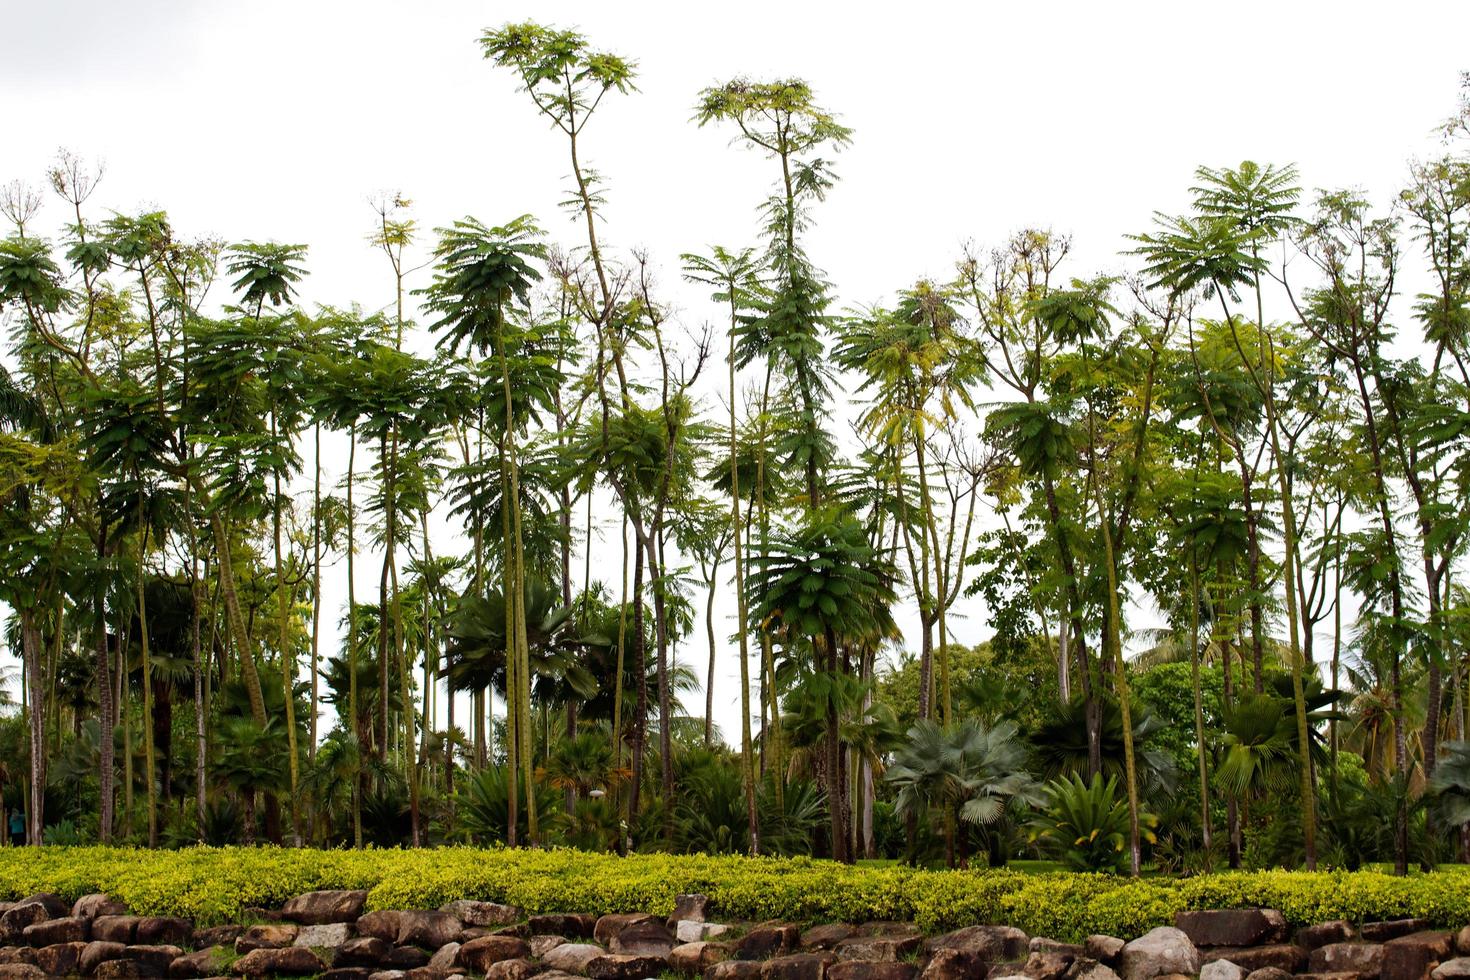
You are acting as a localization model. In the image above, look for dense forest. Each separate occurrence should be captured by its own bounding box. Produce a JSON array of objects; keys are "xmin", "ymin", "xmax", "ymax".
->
[{"xmin": 1, "ymin": 23, "xmax": 1469, "ymax": 878}]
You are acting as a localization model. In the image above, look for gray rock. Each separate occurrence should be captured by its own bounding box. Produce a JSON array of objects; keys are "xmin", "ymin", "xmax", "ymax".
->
[
  {"xmin": 1200, "ymin": 960, "xmax": 1244, "ymax": 980},
  {"xmin": 1309, "ymin": 942, "xmax": 1385, "ymax": 977},
  {"xmin": 678, "ymin": 920, "xmax": 730, "ymax": 943},
  {"xmin": 439, "ymin": 901, "xmax": 522, "ymax": 927},
  {"xmin": 542, "ymin": 943, "xmax": 604, "ymax": 974},
  {"xmin": 282, "ymin": 890, "xmax": 368, "ymax": 926},
  {"xmin": 295, "ymin": 922, "xmax": 354, "ymax": 948},
  {"xmin": 1118, "ymin": 927, "xmax": 1200, "ymax": 980},
  {"xmin": 1434, "ymin": 959, "xmax": 1470, "ymax": 979},
  {"xmin": 1084, "ymin": 938, "xmax": 1126, "ymax": 967}
]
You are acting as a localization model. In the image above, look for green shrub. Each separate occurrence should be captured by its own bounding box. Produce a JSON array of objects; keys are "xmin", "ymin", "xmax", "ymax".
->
[{"xmin": 0, "ymin": 846, "xmax": 1466, "ymax": 941}]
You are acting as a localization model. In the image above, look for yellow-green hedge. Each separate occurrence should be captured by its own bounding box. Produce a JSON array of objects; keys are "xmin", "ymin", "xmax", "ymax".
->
[{"xmin": 0, "ymin": 847, "xmax": 1467, "ymax": 942}]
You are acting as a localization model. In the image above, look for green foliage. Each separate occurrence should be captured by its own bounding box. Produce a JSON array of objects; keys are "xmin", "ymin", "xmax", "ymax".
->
[{"xmin": 1029, "ymin": 773, "xmax": 1159, "ymax": 874}]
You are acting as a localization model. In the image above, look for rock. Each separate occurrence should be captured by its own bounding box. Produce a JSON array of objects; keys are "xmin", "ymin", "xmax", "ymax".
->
[
  {"xmin": 1201, "ymin": 946, "xmax": 1305, "ymax": 974},
  {"xmin": 75, "ymin": 894, "xmax": 129, "ymax": 919},
  {"xmin": 0, "ymin": 965, "xmax": 44, "ymax": 978},
  {"xmin": 235, "ymin": 923, "xmax": 300, "ymax": 952},
  {"xmin": 23, "ymin": 915, "xmax": 90, "ymax": 945},
  {"xmin": 531, "ymin": 935, "xmax": 568, "ymax": 957},
  {"xmin": 708, "ymin": 963, "xmax": 766, "ymax": 980},
  {"xmin": 485, "ymin": 958, "xmax": 543, "ymax": 980},
  {"xmin": 760, "ymin": 953, "xmax": 835, "ymax": 980},
  {"xmin": 671, "ymin": 942, "xmax": 733, "ymax": 975},
  {"xmin": 1434, "ymin": 960, "xmax": 1470, "ymax": 979},
  {"xmin": 124, "ymin": 946, "xmax": 186, "ymax": 971},
  {"xmin": 497, "ymin": 924, "xmax": 533, "ymax": 939},
  {"xmin": 320, "ymin": 971, "xmax": 375, "ymax": 980},
  {"xmin": 82, "ymin": 940, "xmax": 128, "ymax": 974},
  {"xmin": 1298, "ymin": 923, "xmax": 1358, "ymax": 951},
  {"xmin": 926, "ymin": 927, "xmax": 1031, "ymax": 963},
  {"xmin": 1199, "ymin": 961, "xmax": 1243, "ymax": 980},
  {"xmin": 612, "ymin": 919, "xmax": 677, "ymax": 957},
  {"xmin": 586, "ymin": 953, "xmax": 671, "ymax": 980},
  {"xmin": 96, "ymin": 916, "xmax": 143, "ymax": 945},
  {"xmin": 386, "ymin": 945, "xmax": 432, "ymax": 968},
  {"xmin": 739, "ymin": 926, "xmax": 803, "ymax": 961},
  {"xmin": 0, "ymin": 950, "xmax": 33, "ymax": 966},
  {"xmin": 428, "ymin": 943, "xmax": 462, "ymax": 971},
  {"xmin": 18, "ymin": 895, "xmax": 68, "ymax": 919},
  {"xmin": 543, "ymin": 943, "xmax": 606, "ymax": 974},
  {"xmin": 1031, "ymin": 940, "xmax": 1083, "ymax": 957},
  {"xmin": 1085, "ymin": 938, "xmax": 1126, "ymax": 968},
  {"xmin": 358, "ymin": 912, "xmax": 404, "ymax": 943},
  {"xmin": 1176, "ymin": 911, "xmax": 1288, "ymax": 949},
  {"xmin": 336, "ymin": 937, "xmax": 394, "ymax": 968},
  {"xmin": 595, "ymin": 914, "xmax": 658, "ymax": 946},
  {"xmin": 296, "ymin": 922, "xmax": 355, "ymax": 948},
  {"xmin": 1117, "ymin": 928, "xmax": 1200, "ymax": 980},
  {"xmin": 136, "ymin": 919, "xmax": 194, "ymax": 947},
  {"xmin": 1365, "ymin": 923, "xmax": 1435, "ymax": 943},
  {"xmin": 1382, "ymin": 932, "xmax": 1454, "ymax": 980},
  {"xmin": 918, "ymin": 948, "xmax": 987, "ymax": 980},
  {"xmin": 828, "ymin": 965, "xmax": 917, "ymax": 980},
  {"xmin": 230, "ymin": 945, "xmax": 326, "ymax": 976},
  {"xmin": 283, "ymin": 890, "xmax": 369, "ymax": 926},
  {"xmin": 366, "ymin": 972, "xmax": 407, "ymax": 980},
  {"xmin": 457, "ymin": 935, "xmax": 531, "ymax": 973},
  {"xmin": 0, "ymin": 905, "xmax": 50, "ymax": 939},
  {"xmin": 34, "ymin": 940, "xmax": 87, "ymax": 976},
  {"xmin": 1068, "ymin": 960, "xmax": 1121, "ymax": 980},
  {"xmin": 398, "ymin": 912, "xmax": 464, "ymax": 949},
  {"xmin": 1458, "ymin": 930, "xmax": 1470, "ymax": 958},
  {"xmin": 194, "ymin": 925, "xmax": 243, "ymax": 948},
  {"xmin": 804, "ymin": 926, "xmax": 856, "ymax": 951},
  {"xmin": 439, "ymin": 901, "xmax": 522, "ymax": 927},
  {"xmin": 530, "ymin": 915, "xmax": 597, "ymax": 939},
  {"xmin": 671, "ymin": 896, "xmax": 713, "ymax": 927},
  {"xmin": 1241, "ymin": 969, "xmax": 1291, "ymax": 980},
  {"xmin": 94, "ymin": 963, "xmax": 164, "ymax": 979},
  {"xmin": 834, "ymin": 936, "xmax": 922, "ymax": 962},
  {"xmin": 1310, "ymin": 942, "xmax": 1386, "ymax": 977},
  {"xmin": 169, "ymin": 948, "xmax": 223, "ymax": 978},
  {"xmin": 1021, "ymin": 950, "xmax": 1077, "ymax": 980},
  {"xmin": 681, "ymin": 922, "xmax": 732, "ymax": 943}
]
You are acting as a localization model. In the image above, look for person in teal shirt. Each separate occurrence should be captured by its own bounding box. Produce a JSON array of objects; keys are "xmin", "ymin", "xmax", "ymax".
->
[{"xmin": 8, "ymin": 809, "xmax": 24, "ymax": 846}]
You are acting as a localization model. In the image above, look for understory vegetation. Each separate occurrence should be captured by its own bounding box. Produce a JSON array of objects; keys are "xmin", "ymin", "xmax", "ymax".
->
[{"xmin": 1, "ymin": 21, "xmax": 1470, "ymax": 880}]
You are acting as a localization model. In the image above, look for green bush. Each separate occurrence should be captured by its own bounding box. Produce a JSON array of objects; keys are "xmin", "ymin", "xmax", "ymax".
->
[{"xmin": 0, "ymin": 846, "xmax": 1466, "ymax": 942}]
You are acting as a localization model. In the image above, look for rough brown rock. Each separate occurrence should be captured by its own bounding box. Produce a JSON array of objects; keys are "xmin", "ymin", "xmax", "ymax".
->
[
  {"xmin": 760, "ymin": 953, "xmax": 836, "ymax": 980},
  {"xmin": 34, "ymin": 940, "xmax": 86, "ymax": 976},
  {"xmin": 456, "ymin": 935, "xmax": 531, "ymax": 973},
  {"xmin": 681, "ymin": 922, "xmax": 733, "ymax": 943},
  {"xmin": 708, "ymin": 963, "xmax": 766, "ymax": 980},
  {"xmin": 319, "ymin": 970, "xmax": 375, "ymax": 980},
  {"xmin": 803, "ymin": 926, "xmax": 856, "ymax": 951},
  {"xmin": 296, "ymin": 922, "xmax": 355, "ymax": 948},
  {"xmin": 828, "ymin": 964, "xmax": 918, "ymax": 980},
  {"xmin": 834, "ymin": 935, "xmax": 922, "ymax": 963},
  {"xmin": 95, "ymin": 917, "xmax": 143, "ymax": 945},
  {"xmin": 136, "ymin": 919, "xmax": 193, "ymax": 947},
  {"xmin": 282, "ymin": 890, "xmax": 369, "ymax": 926},
  {"xmin": 1364, "ymin": 923, "xmax": 1434, "ymax": 944},
  {"xmin": 0, "ymin": 964, "xmax": 44, "ymax": 978},
  {"xmin": 230, "ymin": 945, "xmax": 326, "ymax": 976},
  {"xmin": 530, "ymin": 915, "xmax": 597, "ymax": 939},
  {"xmin": 82, "ymin": 940, "xmax": 128, "ymax": 975},
  {"xmin": 595, "ymin": 914, "xmax": 658, "ymax": 947},
  {"xmin": 670, "ymin": 896, "xmax": 712, "ymax": 927},
  {"xmin": 194, "ymin": 925, "xmax": 243, "ymax": 949},
  {"xmin": 1433, "ymin": 959, "xmax": 1470, "ymax": 979},
  {"xmin": 1298, "ymin": 923, "xmax": 1358, "ymax": 951},
  {"xmin": 1176, "ymin": 912, "xmax": 1287, "ymax": 949},
  {"xmin": 1201, "ymin": 945, "xmax": 1305, "ymax": 973},
  {"xmin": 0, "ymin": 904, "xmax": 50, "ymax": 940},
  {"xmin": 235, "ymin": 923, "xmax": 299, "ymax": 953},
  {"xmin": 1310, "ymin": 942, "xmax": 1385, "ymax": 977},
  {"xmin": 1085, "ymin": 938, "xmax": 1126, "ymax": 968},
  {"xmin": 1117, "ymin": 928, "xmax": 1200, "ymax": 980},
  {"xmin": 75, "ymin": 894, "xmax": 129, "ymax": 919},
  {"xmin": 17, "ymin": 895, "xmax": 67, "ymax": 918},
  {"xmin": 671, "ymin": 942, "xmax": 733, "ymax": 975},
  {"xmin": 124, "ymin": 945, "xmax": 186, "ymax": 971},
  {"xmin": 427, "ymin": 943, "xmax": 461, "ymax": 971},
  {"xmin": 1031, "ymin": 940, "xmax": 1083, "ymax": 957},
  {"xmin": 926, "ymin": 927, "xmax": 1031, "ymax": 964},
  {"xmin": 94, "ymin": 962, "xmax": 164, "ymax": 979},
  {"xmin": 0, "ymin": 948, "xmax": 35, "ymax": 966},
  {"xmin": 336, "ymin": 937, "xmax": 394, "ymax": 968},
  {"xmin": 1068, "ymin": 958, "xmax": 1122, "ymax": 980},
  {"xmin": 357, "ymin": 912, "xmax": 404, "ymax": 943},
  {"xmin": 918, "ymin": 947, "xmax": 988, "ymax": 980},
  {"xmin": 612, "ymin": 919, "xmax": 677, "ymax": 957},
  {"xmin": 586, "ymin": 953, "xmax": 672, "ymax": 980},
  {"xmin": 1021, "ymin": 950, "xmax": 1077, "ymax": 980},
  {"xmin": 168, "ymin": 947, "xmax": 222, "ymax": 979},
  {"xmin": 1198, "ymin": 960, "xmax": 1242, "ymax": 980},
  {"xmin": 22, "ymin": 914, "xmax": 89, "ymax": 945},
  {"xmin": 398, "ymin": 912, "xmax": 464, "ymax": 949},
  {"xmin": 386, "ymin": 945, "xmax": 432, "ymax": 968},
  {"xmin": 1458, "ymin": 930, "xmax": 1470, "ymax": 958},
  {"xmin": 1241, "ymin": 969, "xmax": 1291, "ymax": 980},
  {"xmin": 485, "ymin": 957, "xmax": 543, "ymax": 980},
  {"xmin": 440, "ymin": 901, "xmax": 522, "ymax": 927},
  {"xmin": 530, "ymin": 935, "xmax": 567, "ymax": 958},
  {"xmin": 738, "ymin": 926, "xmax": 803, "ymax": 961},
  {"xmin": 1382, "ymin": 932, "xmax": 1453, "ymax": 980}
]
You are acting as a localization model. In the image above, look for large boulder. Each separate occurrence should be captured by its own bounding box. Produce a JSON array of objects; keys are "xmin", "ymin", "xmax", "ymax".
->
[
  {"xmin": 0, "ymin": 903, "xmax": 52, "ymax": 940},
  {"xmin": 543, "ymin": 943, "xmax": 606, "ymax": 973},
  {"xmin": 1118, "ymin": 928, "xmax": 1200, "ymax": 980},
  {"xmin": 33, "ymin": 941, "xmax": 86, "ymax": 976},
  {"xmin": 918, "ymin": 948, "xmax": 986, "ymax": 980},
  {"xmin": 611, "ymin": 920, "xmax": 677, "ymax": 957},
  {"xmin": 828, "ymin": 964, "xmax": 917, "ymax": 980},
  {"xmin": 357, "ymin": 911, "xmax": 404, "ymax": 943},
  {"xmin": 530, "ymin": 915, "xmax": 597, "ymax": 939},
  {"xmin": 680, "ymin": 922, "xmax": 732, "ymax": 943},
  {"xmin": 135, "ymin": 918, "xmax": 193, "ymax": 947},
  {"xmin": 737, "ymin": 926, "xmax": 802, "ymax": 961},
  {"xmin": 925, "ymin": 927, "xmax": 1030, "ymax": 964},
  {"xmin": 457, "ymin": 935, "xmax": 531, "ymax": 973},
  {"xmin": 1201, "ymin": 946, "xmax": 1306, "ymax": 974},
  {"xmin": 587, "ymin": 953, "xmax": 671, "ymax": 980},
  {"xmin": 230, "ymin": 945, "xmax": 326, "ymax": 976},
  {"xmin": 670, "ymin": 896, "xmax": 712, "ymax": 927},
  {"xmin": 834, "ymin": 935, "xmax": 922, "ymax": 963},
  {"xmin": 122, "ymin": 945, "xmax": 185, "ymax": 972},
  {"xmin": 1200, "ymin": 961, "xmax": 1243, "ymax": 980},
  {"xmin": 707, "ymin": 965, "xmax": 765, "ymax": 980},
  {"xmin": 0, "ymin": 965, "xmax": 44, "ymax": 979},
  {"xmin": 74, "ymin": 894, "xmax": 129, "ymax": 919},
  {"xmin": 1176, "ymin": 912, "xmax": 1287, "ymax": 949},
  {"xmin": 295, "ymin": 922, "xmax": 355, "ymax": 948},
  {"xmin": 802, "ymin": 926, "xmax": 855, "ymax": 951},
  {"xmin": 1298, "ymin": 923, "xmax": 1358, "ymax": 951},
  {"xmin": 1085, "ymin": 938, "xmax": 1126, "ymax": 968},
  {"xmin": 1382, "ymin": 932, "xmax": 1454, "ymax": 980},
  {"xmin": 16, "ymin": 895, "xmax": 67, "ymax": 919},
  {"xmin": 235, "ymin": 923, "xmax": 299, "ymax": 953},
  {"xmin": 22, "ymin": 915, "xmax": 90, "ymax": 945},
  {"xmin": 485, "ymin": 958, "xmax": 544, "ymax": 980},
  {"xmin": 194, "ymin": 924, "xmax": 243, "ymax": 949},
  {"xmin": 596, "ymin": 914, "xmax": 658, "ymax": 946},
  {"xmin": 397, "ymin": 912, "xmax": 464, "ymax": 949},
  {"xmin": 1069, "ymin": 963, "xmax": 1122, "ymax": 980},
  {"xmin": 1019, "ymin": 949, "xmax": 1076, "ymax": 980},
  {"xmin": 93, "ymin": 962, "xmax": 163, "ymax": 979},
  {"xmin": 440, "ymin": 901, "xmax": 522, "ymax": 928},
  {"xmin": 1365, "ymin": 922, "xmax": 1434, "ymax": 943},
  {"xmin": 1310, "ymin": 942, "xmax": 1385, "ymax": 977},
  {"xmin": 427, "ymin": 942, "xmax": 461, "ymax": 971},
  {"xmin": 671, "ymin": 941, "xmax": 732, "ymax": 975},
  {"xmin": 282, "ymin": 890, "xmax": 369, "ymax": 926},
  {"xmin": 531, "ymin": 935, "xmax": 568, "ymax": 957},
  {"xmin": 81, "ymin": 940, "xmax": 128, "ymax": 975},
  {"xmin": 335, "ymin": 937, "xmax": 393, "ymax": 968},
  {"xmin": 167, "ymin": 947, "xmax": 222, "ymax": 978},
  {"xmin": 760, "ymin": 953, "xmax": 835, "ymax": 980},
  {"xmin": 1434, "ymin": 960, "xmax": 1470, "ymax": 979}
]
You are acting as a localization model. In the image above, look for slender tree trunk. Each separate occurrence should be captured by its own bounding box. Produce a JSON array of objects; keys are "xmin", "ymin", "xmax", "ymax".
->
[{"xmin": 22, "ymin": 612, "xmax": 45, "ymax": 846}]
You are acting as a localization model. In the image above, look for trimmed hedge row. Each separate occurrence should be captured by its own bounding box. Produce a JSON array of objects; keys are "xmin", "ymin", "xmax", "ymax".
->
[{"xmin": 0, "ymin": 847, "xmax": 1467, "ymax": 942}]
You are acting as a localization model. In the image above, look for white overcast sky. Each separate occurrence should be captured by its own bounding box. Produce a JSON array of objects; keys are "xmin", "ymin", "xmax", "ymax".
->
[{"xmin": 2, "ymin": 0, "xmax": 1468, "ymax": 743}]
